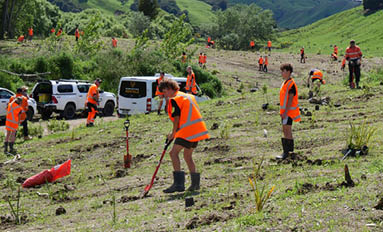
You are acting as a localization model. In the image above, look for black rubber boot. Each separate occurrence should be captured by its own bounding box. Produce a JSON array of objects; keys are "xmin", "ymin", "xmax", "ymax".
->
[
  {"xmin": 163, "ymin": 171, "xmax": 185, "ymax": 193},
  {"xmin": 288, "ymin": 139, "xmax": 294, "ymax": 153},
  {"xmin": 4, "ymin": 142, "xmax": 8, "ymax": 153},
  {"xmin": 187, "ymin": 173, "xmax": 200, "ymax": 191},
  {"xmin": 276, "ymin": 138, "xmax": 289, "ymax": 159},
  {"xmin": 9, "ymin": 142, "xmax": 16, "ymax": 155}
]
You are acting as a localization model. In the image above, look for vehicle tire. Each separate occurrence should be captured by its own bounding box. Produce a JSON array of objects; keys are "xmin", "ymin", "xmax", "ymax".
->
[
  {"xmin": 27, "ymin": 106, "xmax": 34, "ymax": 121},
  {"xmin": 103, "ymin": 101, "xmax": 115, "ymax": 116},
  {"xmin": 63, "ymin": 103, "xmax": 76, "ymax": 120},
  {"xmin": 41, "ymin": 110, "xmax": 52, "ymax": 120}
]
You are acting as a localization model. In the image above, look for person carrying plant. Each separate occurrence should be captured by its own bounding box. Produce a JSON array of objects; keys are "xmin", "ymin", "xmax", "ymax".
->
[
  {"xmin": 8, "ymin": 87, "xmax": 31, "ymax": 140},
  {"xmin": 258, "ymin": 56, "xmax": 264, "ymax": 71},
  {"xmin": 86, "ymin": 78, "xmax": 102, "ymax": 127},
  {"xmin": 345, "ymin": 40, "xmax": 363, "ymax": 89},
  {"xmin": 4, "ymin": 97, "xmax": 23, "ymax": 155},
  {"xmin": 158, "ymin": 78, "xmax": 209, "ymax": 193},
  {"xmin": 307, "ymin": 69, "xmax": 325, "ymax": 98},
  {"xmin": 185, "ymin": 66, "xmax": 197, "ymax": 95},
  {"xmin": 276, "ymin": 63, "xmax": 301, "ymax": 160},
  {"xmin": 155, "ymin": 72, "xmax": 166, "ymax": 115}
]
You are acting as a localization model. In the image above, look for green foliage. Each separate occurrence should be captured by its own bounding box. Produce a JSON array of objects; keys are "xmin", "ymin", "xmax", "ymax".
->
[
  {"xmin": 138, "ymin": 0, "xmax": 159, "ymax": 19},
  {"xmin": 160, "ymin": 14, "xmax": 194, "ymax": 60},
  {"xmin": 128, "ymin": 11, "xmax": 151, "ymax": 38},
  {"xmin": 73, "ymin": 10, "xmax": 104, "ymax": 56},
  {"xmin": 346, "ymin": 121, "xmax": 377, "ymax": 150},
  {"xmin": 219, "ymin": 120, "xmax": 231, "ymax": 139},
  {"xmin": 50, "ymin": 52, "xmax": 74, "ymax": 79},
  {"xmin": 47, "ymin": 119, "xmax": 70, "ymax": 133},
  {"xmin": 4, "ymin": 177, "xmax": 23, "ymax": 224},
  {"xmin": 207, "ymin": 4, "xmax": 276, "ymax": 50},
  {"xmin": 248, "ymin": 158, "xmax": 275, "ymax": 212}
]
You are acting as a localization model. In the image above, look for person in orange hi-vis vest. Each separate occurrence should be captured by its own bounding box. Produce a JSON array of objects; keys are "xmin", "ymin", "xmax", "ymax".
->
[
  {"xmin": 276, "ymin": 63, "xmax": 300, "ymax": 160},
  {"xmin": 159, "ymin": 78, "xmax": 209, "ymax": 193},
  {"xmin": 250, "ymin": 40, "xmax": 255, "ymax": 49},
  {"xmin": 331, "ymin": 52, "xmax": 338, "ymax": 61},
  {"xmin": 86, "ymin": 79, "xmax": 102, "ymax": 127},
  {"xmin": 263, "ymin": 56, "xmax": 269, "ymax": 72},
  {"xmin": 112, "ymin": 37, "xmax": 117, "ymax": 48},
  {"xmin": 300, "ymin": 47, "xmax": 305, "ymax": 63},
  {"xmin": 307, "ymin": 69, "xmax": 325, "ymax": 98},
  {"xmin": 267, "ymin": 40, "xmax": 272, "ymax": 53},
  {"xmin": 4, "ymin": 97, "xmax": 23, "ymax": 155},
  {"xmin": 28, "ymin": 27, "xmax": 33, "ymax": 41},
  {"xmin": 56, "ymin": 28, "xmax": 63, "ymax": 37},
  {"xmin": 198, "ymin": 53, "xmax": 203, "ymax": 67},
  {"xmin": 334, "ymin": 45, "xmax": 338, "ymax": 55},
  {"xmin": 9, "ymin": 87, "xmax": 31, "ymax": 140},
  {"xmin": 185, "ymin": 66, "xmax": 197, "ymax": 95},
  {"xmin": 50, "ymin": 27, "xmax": 55, "ymax": 34},
  {"xmin": 341, "ymin": 57, "xmax": 346, "ymax": 71},
  {"xmin": 17, "ymin": 35, "xmax": 25, "ymax": 43},
  {"xmin": 202, "ymin": 53, "xmax": 207, "ymax": 69},
  {"xmin": 258, "ymin": 56, "xmax": 264, "ymax": 71},
  {"xmin": 155, "ymin": 72, "xmax": 166, "ymax": 115},
  {"xmin": 75, "ymin": 28, "xmax": 80, "ymax": 42},
  {"xmin": 345, "ymin": 40, "xmax": 363, "ymax": 89}
]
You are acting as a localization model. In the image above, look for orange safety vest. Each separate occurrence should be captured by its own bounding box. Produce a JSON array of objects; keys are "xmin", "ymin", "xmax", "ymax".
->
[
  {"xmin": 341, "ymin": 58, "xmax": 346, "ymax": 66},
  {"xmin": 203, "ymin": 55, "xmax": 207, "ymax": 64},
  {"xmin": 345, "ymin": 46, "xmax": 362, "ymax": 60},
  {"xmin": 75, "ymin": 29, "xmax": 80, "ymax": 38},
  {"xmin": 280, "ymin": 78, "xmax": 301, "ymax": 122},
  {"xmin": 168, "ymin": 91, "xmax": 209, "ymax": 142},
  {"xmin": 155, "ymin": 76, "xmax": 164, "ymax": 96},
  {"xmin": 258, "ymin": 57, "xmax": 263, "ymax": 65},
  {"xmin": 9, "ymin": 94, "xmax": 28, "ymax": 121},
  {"xmin": 17, "ymin": 35, "xmax": 24, "ymax": 42},
  {"xmin": 6, "ymin": 101, "xmax": 23, "ymax": 131},
  {"xmin": 181, "ymin": 55, "xmax": 187, "ymax": 63},
  {"xmin": 87, "ymin": 84, "xmax": 99, "ymax": 105},
  {"xmin": 57, "ymin": 29, "xmax": 62, "ymax": 37},
  {"xmin": 198, "ymin": 55, "xmax": 203, "ymax": 63},
  {"xmin": 207, "ymin": 37, "xmax": 211, "ymax": 43},
  {"xmin": 300, "ymin": 48, "xmax": 304, "ymax": 54},
  {"xmin": 185, "ymin": 72, "xmax": 197, "ymax": 95},
  {"xmin": 311, "ymin": 69, "xmax": 325, "ymax": 83},
  {"xmin": 264, "ymin": 57, "xmax": 268, "ymax": 65},
  {"xmin": 334, "ymin": 46, "xmax": 338, "ymax": 55},
  {"xmin": 29, "ymin": 28, "xmax": 33, "ymax": 36},
  {"xmin": 250, "ymin": 41, "xmax": 255, "ymax": 47},
  {"xmin": 112, "ymin": 39, "xmax": 117, "ymax": 48},
  {"xmin": 50, "ymin": 28, "xmax": 55, "ymax": 34},
  {"xmin": 267, "ymin": 40, "xmax": 271, "ymax": 48}
]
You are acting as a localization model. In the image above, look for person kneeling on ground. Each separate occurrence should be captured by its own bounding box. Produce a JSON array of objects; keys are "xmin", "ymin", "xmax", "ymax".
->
[
  {"xmin": 277, "ymin": 64, "xmax": 301, "ymax": 160},
  {"xmin": 4, "ymin": 97, "xmax": 24, "ymax": 155},
  {"xmin": 307, "ymin": 69, "xmax": 325, "ymax": 98},
  {"xmin": 159, "ymin": 78, "xmax": 210, "ymax": 193}
]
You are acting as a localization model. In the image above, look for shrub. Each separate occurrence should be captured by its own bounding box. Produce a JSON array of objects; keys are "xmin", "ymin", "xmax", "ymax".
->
[
  {"xmin": 35, "ymin": 57, "xmax": 49, "ymax": 73},
  {"xmin": 50, "ymin": 52, "xmax": 74, "ymax": 79},
  {"xmin": 47, "ymin": 119, "xmax": 70, "ymax": 133}
]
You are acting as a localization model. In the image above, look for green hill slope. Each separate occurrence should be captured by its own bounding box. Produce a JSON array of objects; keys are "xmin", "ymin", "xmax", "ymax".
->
[
  {"xmin": 278, "ymin": 6, "xmax": 383, "ymax": 57},
  {"xmin": 229, "ymin": 0, "xmax": 360, "ymax": 28}
]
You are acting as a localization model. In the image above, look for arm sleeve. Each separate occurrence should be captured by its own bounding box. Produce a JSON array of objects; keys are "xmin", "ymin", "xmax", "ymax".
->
[
  {"xmin": 288, "ymin": 85, "xmax": 297, "ymax": 96},
  {"xmin": 171, "ymin": 99, "xmax": 181, "ymax": 117}
]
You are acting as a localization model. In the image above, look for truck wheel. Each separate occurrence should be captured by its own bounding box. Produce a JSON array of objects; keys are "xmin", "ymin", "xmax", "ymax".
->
[
  {"xmin": 103, "ymin": 101, "xmax": 115, "ymax": 116},
  {"xmin": 27, "ymin": 106, "xmax": 34, "ymax": 121},
  {"xmin": 42, "ymin": 110, "xmax": 52, "ymax": 120},
  {"xmin": 63, "ymin": 103, "xmax": 76, "ymax": 120}
]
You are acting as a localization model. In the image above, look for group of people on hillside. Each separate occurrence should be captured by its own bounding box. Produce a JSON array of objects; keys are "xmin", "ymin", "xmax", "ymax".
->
[
  {"xmin": 258, "ymin": 55, "xmax": 269, "ymax": 72},
  {"xmin": 17, "ymin": 26, "xmax": 118, "ymax": 48}
]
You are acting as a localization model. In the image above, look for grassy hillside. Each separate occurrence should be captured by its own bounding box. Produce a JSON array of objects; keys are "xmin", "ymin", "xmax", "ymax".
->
[
  {"xmin": 176, "ymin": 0, "xmax": 216, "ymax": 25},
  {"xmin": 277, "ymin": 6, "xmax": 383, "ymax": 57},
  {"xmin": 228, "ymin": 0, "xmax": 360, "ymax": 28}
]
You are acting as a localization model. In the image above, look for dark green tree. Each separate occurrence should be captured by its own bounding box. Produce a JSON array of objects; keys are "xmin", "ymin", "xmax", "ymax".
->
[
  {"xmin": 138, "ymin": 0, "xmax": 159, "ymax": 19},
  {"xmin": 363, "ymin": 0, "xmax": 383, "ymax": 11}
]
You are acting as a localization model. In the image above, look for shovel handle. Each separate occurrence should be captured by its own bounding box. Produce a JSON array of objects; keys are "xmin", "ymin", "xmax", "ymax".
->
[
  {"xmin": 124, "ymin": 120, "xmax": 130, "ymax": 130},
  {"xmin": 164, "ymin": 138, "xmax": 173, "ymax": 150}
]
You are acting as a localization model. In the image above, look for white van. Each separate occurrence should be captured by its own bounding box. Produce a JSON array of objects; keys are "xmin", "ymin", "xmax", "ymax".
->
[{"xmin": 117, "ymin": 74, "xmax": 208, "ymax": 116}]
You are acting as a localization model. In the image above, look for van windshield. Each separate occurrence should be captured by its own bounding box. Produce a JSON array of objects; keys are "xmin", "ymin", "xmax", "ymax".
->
[{"xmin": 120, "ymin": 81, "xmax": 146, "ymax": 98}]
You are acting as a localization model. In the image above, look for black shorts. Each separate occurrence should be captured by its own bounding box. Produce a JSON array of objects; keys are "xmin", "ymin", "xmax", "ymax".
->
[
  {"xmin": 312, "ymin": 78, "xmax": 323, "ymax": 84},
  {"xmin": 174, "ymin": 138, "xmax": 198, "ymax": 149},
  {"xmin": 281, "ymin": 117, "xmax": 293, "ymax": 125}
]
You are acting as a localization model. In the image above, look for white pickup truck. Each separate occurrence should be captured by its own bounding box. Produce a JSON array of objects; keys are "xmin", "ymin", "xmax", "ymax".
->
[{"xmin": 31, "ymin": 80, "xmax": 117, "ymax": 119}]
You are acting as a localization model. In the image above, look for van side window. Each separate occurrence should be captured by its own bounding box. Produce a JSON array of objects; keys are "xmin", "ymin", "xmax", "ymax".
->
[
  {"xmin": 57, "ymin": 85, "xmax": 74, "ymax": 93},
  {"xmin": 77, "ymin": 85, "xmax": 90, "ymax": 93},
  {"xmin": 0, "ymin": 90, "xmax": 13, "ymax": 99},
  {"xmin": 120, "ymin": 81, "xmax": 146, "ymax": 98}
]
